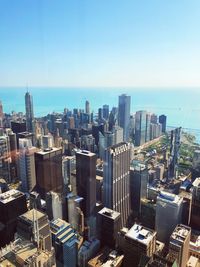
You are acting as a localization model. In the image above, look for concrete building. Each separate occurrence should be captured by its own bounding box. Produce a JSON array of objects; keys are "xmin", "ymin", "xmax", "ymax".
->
[
  {"xmin": 113, "ymin": 125, "xmax": 123, "ymax": 144},
  {"xmin": 168, "ymin": 224, "xmax": 191, "ymax": 267},
  {"xmin": 118, "ymin": 223, "xmax": 156, "ymax": 267},
  {"xmin": 17, "ymin": 208, "xmax": 52, "ymax": 252},
  {"xmin": 0, "ymin": 239, "xmax": 56, "ymax": 267},
  {"xmin": 46, "ymin": 191, "xmax": 64, "ymax": 221},
  {"xmin": 118, "ymin": 94, "xmax": 131, "ymax": 142},
  {"xmin": 156, "ymin": 191, "xmax": 183, "ymax": 243},
  {"xmin": 42, "ymin": 134, "xmax": 54, "ymax": 149},
  {"xmin": 19, "ymin": 138, "xmax": 37, "ymax": 192},
  {"xmin": 0, "ymin": 136, "xmax": 11, "ymax": 182},
  {"xmin": 191, "ymin": 178, "xmax": 200, "ymax": 229},
  {"xmin": 103, "ymin": 142, "xmax": 130, "ymax": 227},
  {"xmin": 88, "ymin": 248, "xmax": 124, "ymax": 267},
  {"xmin": 189, "ymin": 231, "xmax": 200, "ymax": 261}
]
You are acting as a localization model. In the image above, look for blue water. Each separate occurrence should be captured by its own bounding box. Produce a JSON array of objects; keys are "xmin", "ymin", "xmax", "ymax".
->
[{"xmin": 1, "ymin": 87, "xmax": 200, "ymax": 141}]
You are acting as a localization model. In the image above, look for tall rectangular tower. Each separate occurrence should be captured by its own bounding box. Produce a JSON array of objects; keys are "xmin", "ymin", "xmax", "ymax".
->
[
  {"xmin": 168, "ymin": 224, "xmax": 191, "ymax": 267},
  {"xmin": 76, "ymin": 150, "xmax": 96, "ymax": 218},
  {"xmin": 103, "ymin": 142, "xmax": 130, "ymax": 227},
  {"xmin": 118, "ymin": 94, "xmax": 131, "ymax": 142},
  {"xmin": 35, "ymin": 147, "xmax": 63, "ymax": 199},
  {"xmin": 135, "ymin": 110, "xmax": 147, "ymax": 146},
  {"xmin": 25, "ymin": 92, "xmax": 34, "ymax": 133},
  {"xmin": 19, "ymin": 138, "xmax": 37, "ymax": 192},
  {"xmin": 156, "ymin": 191, "xmax": 183, "ymax": 243}
]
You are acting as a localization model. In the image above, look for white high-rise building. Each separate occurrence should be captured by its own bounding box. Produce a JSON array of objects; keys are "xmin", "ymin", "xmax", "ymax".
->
[
  {"xmin": 156, "ymin": 191, "xmax": 183, "ymax": 243},
  {"xmin": 19, "ymin": 138, "xmax": 37, "ymax": 192}
]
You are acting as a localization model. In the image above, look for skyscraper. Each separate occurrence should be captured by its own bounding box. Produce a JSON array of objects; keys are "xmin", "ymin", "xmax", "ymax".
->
[
  {"xmin": 102, "ymin": 104, "xmax": 109, "ymax": 120},
  {"xmin": 130, "ymin": 163, "xmax": 148, "ymax": 218},
  {"xmin": 51, "ymin": 218, "xmax": 78, "ymax": 267},
  {"xmin": 85, "ymin": 100, "xmax": 90, "ymax": 114},
  {"xmin": 168, "ymin": 127, "xmax": 181, "ymax": 179},
  {"xmin": 35, "ymin": 147, "xmax": 63, "ymax": 199},
  {"xmin": 118, "ymin": 223, "xmax": 156, "ymax": 267},
  {"xmin": 0, "ymin": 101, "xmax": 3, "ymax": 128},
  {"xmin": 159, "ymin": 114, "xmax": 167, "ymax": 133},
  {"xmin": 155, "ymin": 191, "xmax": 183, "ymax": 243},
  {"xmin": 168, "ymin": 224, "xmax": 191, "ymax": 267},
  {"xmin": 103, "ymin": 142, "xmax": 130, "ymax": 227},
  {"xmin": 25, "ymin": 91, "xmax": 34, "ymax": 133},
  {"xmin": 76, "ymin": 150, "xmax": 96, "ymax": 218},
  {"xmin": 19, "ymin": 138, "xmax": 37, "ymax": 192},
  {"xmin": 98, "ymin": 207, "xmax": 121, "ymax": 248},
  {"xmin": 0, "ymin": 189, "xmax": 27, "ymax": 247},
  {"xmin": 118, "ymin": 94, "xmax": 131, "ymax": 142},
  {"xmin": 135, "ymin": 110, "xmax": 147, "ymax": 146}
]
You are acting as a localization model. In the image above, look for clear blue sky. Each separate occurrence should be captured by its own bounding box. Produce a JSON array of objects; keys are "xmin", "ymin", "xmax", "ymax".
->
[{"xmin": 0, "ymin": 0, "xmax": 200, "ymax": 87}]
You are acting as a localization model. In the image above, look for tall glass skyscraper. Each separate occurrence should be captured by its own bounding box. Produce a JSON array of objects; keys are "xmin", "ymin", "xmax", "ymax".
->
[
  {"xmin": 135, "ymin": 110, "xmax": 147, "ymax": 146},
  {"xmin": 118, "ymin": 94, "xmax": 131, "ymax": 142},
  {"xmin": 25, "ymin": 92, "xmax": 34, "ymax": 133}
]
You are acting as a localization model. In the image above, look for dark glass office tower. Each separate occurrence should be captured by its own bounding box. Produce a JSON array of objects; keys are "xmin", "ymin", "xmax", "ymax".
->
[
  {"xmin": 159, "ymin": 114, "xmax": 167, "ymax": 133},
  {"xmin": 103, "ymin": 142, "xmax": 130, "ymax": 227},
  {"xmin": 118, "ymin": 94, "xmax": 131, "ymax": 142},
  {"xmin": 103, "ymin": 104, "xmax": 109, "ymax": 120},
  {"xmin": 76, "ymin": 150, "xmax": 96, "ymax": 218},
  {"xmin": 35, "ymin": 147, "xmax": 63, "ymax": 199},
  {"xmin": 25, "ymin": 92, "xmax": 34, "ymax": 133}
]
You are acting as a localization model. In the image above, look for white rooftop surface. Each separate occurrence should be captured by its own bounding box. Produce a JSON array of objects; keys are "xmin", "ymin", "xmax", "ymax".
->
[
  {"xmin": 125, "ymin": 224, "xmax": 155, "ymax": 245},
  {"xmin": 35, "ymin": 147, "xmax": 61, "ymax": 155},
  {"xmin": 98, "ymin": 207, "xmax": 120, "ymax": 220},
  {"xmin": 76, "ymin": 150, "xmax": 96, "ymax": 157},
  {"xmin": 158, "ymin": 191, "xmax": 183, "ymax": 204},
  {"xmin": 0, "ymin": 189, "xmax": 24, "ymax": 204},
  {"xmin": 193, "ymin": 178, "xmax": 200, "ymax": 187},
  {"xmin": 171, "ymin": 225, "xmax": 190, "ymax": 241}
]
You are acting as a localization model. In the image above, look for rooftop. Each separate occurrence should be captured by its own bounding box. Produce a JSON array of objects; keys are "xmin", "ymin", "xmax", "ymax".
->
[
  {"xmin": 76, "ymin": 150, "xmax": 96, "ymax": 157},
  {"xmin": 88, "ymin": 248, "xmax": 124, "ymax": 267},
  {"xmin": 0, "ymin": 189, "xmax": 24, "ymax": 204},
  {"xmin": 193, "ymin": 178, "xmax": 200, "ymax": 188},
  {"xmin": 186, "ymin": 256, "xmax": 199, "ymax": 267},
  {"xmin": 35, "ymin": 146, "xmax": 61, "ymax": 155},
  {"xmin": 19, "ymin": 209, "xmax": 45, "ymax": 223},
  {"xmin": 125, "ymin": 224, "xmax": 156, "ymax": 245},
  {"xmin": 98, "ymin": 207, "xmax": 120, "ymax": 220},
  {"xmin": 50, "ymin": 218, "xmax": 70, "ymax": 234},
  {"xmin": 171, "ymin": 224, "xmax": 191, "ymax": 243},
  {"xmin": 158, "ymin": 191, "xmax": 183, "ymax": 205},
  {"xmin": 0, "ymin": 239, "xmax": 54, "ymax": 266}
]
